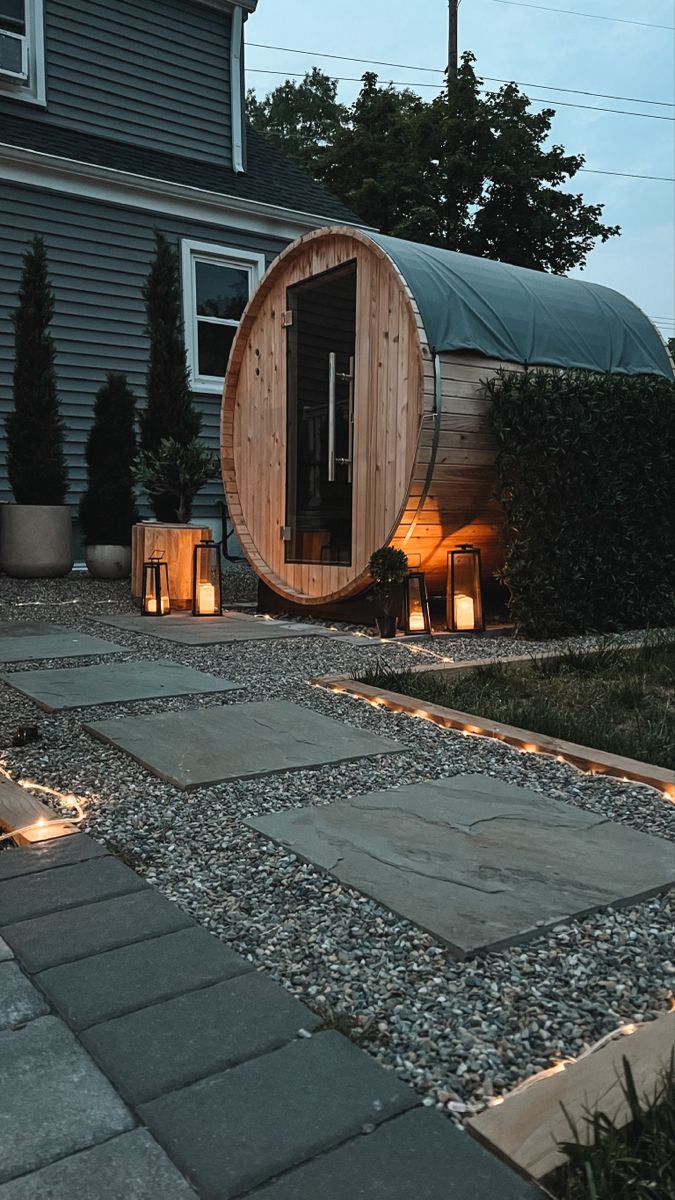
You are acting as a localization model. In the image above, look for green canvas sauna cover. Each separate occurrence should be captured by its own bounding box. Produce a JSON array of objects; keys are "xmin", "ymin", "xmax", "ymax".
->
[{"xmin": 370, "ymin": 232, "xmax": 673, "ymax": 378}]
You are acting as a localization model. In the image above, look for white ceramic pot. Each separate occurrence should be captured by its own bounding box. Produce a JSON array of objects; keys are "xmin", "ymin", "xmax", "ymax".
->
[
  {"xmin": 0, "ymin": 504, "xmax": 73, "ymax": 578},
  {"xmin": 86, "ymin": 544, "xmax": 132, "ymax": 580}
]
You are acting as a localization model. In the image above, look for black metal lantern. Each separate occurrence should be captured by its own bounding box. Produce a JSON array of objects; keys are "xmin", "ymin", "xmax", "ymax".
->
[
  {"xmin": 402, "ymin": 572, "xmax": 431, "ymax": 635},
  {"xmin": 142, "ymin": 554, "xmax": 171, "ymax": 616},
  {"xmin": 192, "ymin": 540, "xmax": 223, "ymax": 616},
  {"xmin": 446, "ymin": 545, "xmax": 485, "ymax": 632}
]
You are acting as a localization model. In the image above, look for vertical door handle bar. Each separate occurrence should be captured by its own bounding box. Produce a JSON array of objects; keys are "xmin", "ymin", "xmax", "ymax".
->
[{"xmin": 328, "ymin": 351, "xmax": 336, "ymax": 482}]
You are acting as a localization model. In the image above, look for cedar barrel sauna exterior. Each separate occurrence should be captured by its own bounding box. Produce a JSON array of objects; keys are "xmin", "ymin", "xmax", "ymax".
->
[{"xmin": 221, "ymin": 227, "xmax": 673, "ymax": 609}]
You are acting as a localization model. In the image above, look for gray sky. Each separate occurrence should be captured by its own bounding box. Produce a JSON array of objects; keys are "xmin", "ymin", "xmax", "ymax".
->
[{"xmin": 246, "ymin": 0, "xmax": 675, "ymax": 342}]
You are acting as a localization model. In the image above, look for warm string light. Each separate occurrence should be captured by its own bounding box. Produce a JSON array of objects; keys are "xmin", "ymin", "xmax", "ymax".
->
[{"xmin": 0, "ymin": 764, "xmax": 87, "ymax": 844}]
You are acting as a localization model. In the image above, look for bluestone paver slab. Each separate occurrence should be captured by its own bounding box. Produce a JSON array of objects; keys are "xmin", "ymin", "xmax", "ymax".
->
[
  {"xmin": 0, "ymin": 622, "xmax": 124, "ymax": 663},
  {"xmin": 248, "ymin": 773, "xmax": 675, "ymax": 957},
  {"xmin": 0, "ymin": 856, "xmax": 146, "ymax": 926},
  {"xmin": 0, "ymin": 938, "xmax": 12, "ymax": 962},
  {"xmin": 0, "ymin": 833, "xmax": 106, "ymax": 882},
  {"xmin": 0, "ymin": 1130, "xmax": 195, "ymax": 1200},
  {"xmin": 0, "ymin": 1016, "xmax": 133, "ymax": 1184},
  {"xmin": 92, "ymin": 611, "xmax": 336, "ymax": 644},
  {"xmin": 1, "ymin": 887, "xmax": 194, "ymax": 973},
  {"xmin": 0, "ymin": 961, "xmax": 49, "ymax": 1030},
  {"xmin": 1, "ymin": 660, "xmax": 239, "ymax": 711},
  {"xmin": 249, "ymin": 1108, "xmax": 539, "ymax": 1199},
  {"xmin": 140, "ymin": 1030, "xmax": 417, "ymax": 1200},
  {"xmin": 85, "ymin": 701, "xmax": 402, "ymax": 789},
  {"xmin": 81, "ymin": 969, "xmax": 321, "ymax": 1104},
  {"xmin": 37, "ymin": 925, "xmax": 253, "ymax": 1029}
]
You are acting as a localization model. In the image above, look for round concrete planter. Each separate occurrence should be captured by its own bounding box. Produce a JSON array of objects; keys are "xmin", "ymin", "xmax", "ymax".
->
[
  {"xmin": 0, "ymin": 504, "xmax": 73, "ymax": 578},
  {"xmin": 86, "ymin": 544, "xmax": 132, "ymax": 580}
]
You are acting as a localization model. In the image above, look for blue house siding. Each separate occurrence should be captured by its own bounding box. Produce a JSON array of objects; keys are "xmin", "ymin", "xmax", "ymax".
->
[
  {"xmin": 0, "ymin": 179, "xmax": 288, "ymax": 529},
  {"xmin": 0, "ymin": 0, "xmax": 234, "ymax": 166}
]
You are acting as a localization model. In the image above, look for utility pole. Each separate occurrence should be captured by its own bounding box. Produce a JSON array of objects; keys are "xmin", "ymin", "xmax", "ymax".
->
[{"xmin": 448, "ymin": 0, "xmax": 459, "ymax": 86}]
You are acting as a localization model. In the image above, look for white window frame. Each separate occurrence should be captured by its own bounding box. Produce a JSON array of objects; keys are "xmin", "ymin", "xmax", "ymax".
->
[
  {"xmin": 181, "ymin": 239, "xmax": 265, "ymax": 394},
  {"xmin": 0, "ymin": 0, "xmax": 46, "ymax": 106}
]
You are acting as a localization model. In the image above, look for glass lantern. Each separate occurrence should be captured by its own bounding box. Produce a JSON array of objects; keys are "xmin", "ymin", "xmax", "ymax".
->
[
  {"xmin": 446, "ymin": 545, "xmax": 485, "ymax": 632},
  {"xmin": 192, "ymin": 540, "xmax": 222, "ymax": 616},
  {"xmin": 142, "ymin": 554, "xmax": 171, "ymax": 616},
  {"xmin": 402, "ymin": 572, "xmax": 431, "ymax": 635}
]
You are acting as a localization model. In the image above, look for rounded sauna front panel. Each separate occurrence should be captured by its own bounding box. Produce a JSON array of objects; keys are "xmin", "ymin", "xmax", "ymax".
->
[{"xmin": 222, "ymin": 228, "xmax": 426, "ymax": 605}]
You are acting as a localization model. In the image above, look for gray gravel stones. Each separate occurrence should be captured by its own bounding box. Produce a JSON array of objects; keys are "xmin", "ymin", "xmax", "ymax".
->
[{"xmin": 1, "ymin": 574, "xmax": 673, "ymax": 1115}]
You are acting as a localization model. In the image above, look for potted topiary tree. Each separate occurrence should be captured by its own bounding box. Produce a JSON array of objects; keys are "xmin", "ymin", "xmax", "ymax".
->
[
  {"xmin": 1, "ymin": 236, "xmax": 72, "ymax": 577},
  {"xmin": 79, "ymin": 372, "xmax": 139, "ymax": 579},
  {"xmin": 368, "ymin": 546, "xmax": 409, "ymax": 638},
  {"xmin": 132, "ymin": 438, "xmax": 220, "ymax": 525}
]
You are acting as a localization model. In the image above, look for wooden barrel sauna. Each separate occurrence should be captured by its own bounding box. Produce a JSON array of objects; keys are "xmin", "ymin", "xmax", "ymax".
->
[{"xmin": 221, "ymin": 226, "xmax": 672, "ymax": 608}]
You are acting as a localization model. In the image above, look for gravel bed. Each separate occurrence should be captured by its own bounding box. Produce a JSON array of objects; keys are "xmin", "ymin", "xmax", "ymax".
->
[{"xmin": 1, "ymin": 572, "xmax": 673, "ymax": 1115}]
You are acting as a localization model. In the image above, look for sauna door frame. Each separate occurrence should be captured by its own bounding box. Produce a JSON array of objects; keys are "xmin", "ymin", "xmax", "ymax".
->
[{"xmin": 284, "ymin": 258, "xmax": 358, "ymax": 567}]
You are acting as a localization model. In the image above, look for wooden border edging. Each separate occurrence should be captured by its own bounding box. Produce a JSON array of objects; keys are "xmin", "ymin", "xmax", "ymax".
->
[
  {"xmin": 312, "ymin": 676, "xmax": 675, "ymax": 800},
  {"xmin": 0, "ymin": 776, "xmax": 76, "ymax": 846}
]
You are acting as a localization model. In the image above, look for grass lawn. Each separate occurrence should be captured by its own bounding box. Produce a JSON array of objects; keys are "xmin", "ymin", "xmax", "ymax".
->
[{"xmin": 357, "ymin": 634, "xmax": 675, "ymax": 770}]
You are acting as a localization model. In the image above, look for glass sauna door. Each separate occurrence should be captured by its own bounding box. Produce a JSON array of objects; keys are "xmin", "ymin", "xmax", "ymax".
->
[{"xmin": 285, "ymin": 262, "xmax": 356, "ymax": 565}]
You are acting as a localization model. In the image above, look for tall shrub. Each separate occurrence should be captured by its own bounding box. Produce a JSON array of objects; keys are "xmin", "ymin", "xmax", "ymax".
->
[
  {"xmin": 488, "ymin": 369, "xmax": 675, "ymax": 637},
  {"xmin": 6, "ymin": 235, "xmax": 68, "ymax": 505},
  {"xmin": 140, "ymin": 231, "xmax": 201, "ymax": 520},
  {"xmin": 79, "ymin": 373, "xmax": 138, "ymax": 546}
]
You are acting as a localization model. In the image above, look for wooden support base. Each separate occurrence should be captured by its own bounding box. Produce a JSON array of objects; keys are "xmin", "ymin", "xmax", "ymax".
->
[
  {"xmin": 131, "ymin": 523, "xmax": 212, "ymax": 611},
  {"xmin": 0, "ymin": 777, "xmax": 76, "ymax": 846}
]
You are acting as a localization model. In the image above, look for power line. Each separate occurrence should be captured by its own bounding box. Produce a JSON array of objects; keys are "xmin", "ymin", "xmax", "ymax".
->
[
  {"xmin": 579, "ymin": 168, "xmax": 675, "ymax": 182},
  {"xmin": 246, "ymin": 41, "xmax": 675, "ymax": 108},
  {"xmin": 247, "ymin": 68, "xmax": 675, "ymax": 121},
  {"xmin": 485, "ymin": 0, "xmax": 674, "ymax": 30}
]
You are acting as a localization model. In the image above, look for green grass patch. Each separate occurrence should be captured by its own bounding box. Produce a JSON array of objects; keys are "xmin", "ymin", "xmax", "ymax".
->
[
  {"xmin": 356, "ymin": 634, "xmax": 675, "ymax": 770},
  {"xmin": 550, "ymin": 1056, "xmax": 675, "ymax": 1200}
]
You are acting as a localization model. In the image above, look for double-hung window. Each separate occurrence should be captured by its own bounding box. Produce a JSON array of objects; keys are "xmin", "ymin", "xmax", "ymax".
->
[
  {"xmin": 182, "ymin": 241, "xmax": 265, "ymax": 393},
  {"xmin": 0, "ymin": 0, "xmax": 45, "ymax": 103}
]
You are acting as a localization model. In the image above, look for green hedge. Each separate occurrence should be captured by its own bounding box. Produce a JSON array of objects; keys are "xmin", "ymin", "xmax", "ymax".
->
[{"xmin": 487, "ymin": 368, "xmax": 675, "ymax": 637}]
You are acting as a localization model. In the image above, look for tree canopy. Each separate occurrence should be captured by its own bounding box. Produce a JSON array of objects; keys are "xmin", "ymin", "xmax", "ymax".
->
[{"xmin": 248, "ymin": 54, "xmax": 620, "ymax": 275}]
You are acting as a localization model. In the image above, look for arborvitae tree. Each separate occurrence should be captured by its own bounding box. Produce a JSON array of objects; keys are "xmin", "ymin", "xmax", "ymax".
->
[
  {"xmin": 79, "ymin": 373, "xmax": 138, "ymax": 545},
  {"xmin": 139, "ymin": 231, "xmax": 201, "ymax": 521},
  {"xmin": 6, "ymin": 235, "xmax": 68, "ymax": 505}
]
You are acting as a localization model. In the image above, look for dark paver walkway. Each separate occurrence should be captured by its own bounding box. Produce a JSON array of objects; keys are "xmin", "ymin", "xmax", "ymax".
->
[{"xmin": 0, "ymin": 834, "xmax": 540, "ymax": 1199}]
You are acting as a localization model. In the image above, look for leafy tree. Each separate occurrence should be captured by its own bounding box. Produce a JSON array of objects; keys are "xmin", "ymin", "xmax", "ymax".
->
[
  {"xmin": 667, "ymin": 336, "xmax": 675, "ymax": 361},
  {"xmin": 79, "ymin": 373, "xmax": 138, "ymax": 545},
  {"xmin": 247, "ymin": 67, "xmax": 347, "ymax": 177},
  {"xmin": 249, "ymin": 56, "xmax": 620, "ymax": 274},
  {"xmin": 133, "ymin": 437, "xmax": 219, "ymax": 524},
  {"xmin": 6, "ymin": 235, "xmax": 68, "ymax": 505}
]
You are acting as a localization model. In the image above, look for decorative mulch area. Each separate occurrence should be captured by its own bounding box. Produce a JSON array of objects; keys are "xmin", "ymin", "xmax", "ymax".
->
[{"xmin": 1, "ymin": 569, "xmax": 673, "ymax": 1116}]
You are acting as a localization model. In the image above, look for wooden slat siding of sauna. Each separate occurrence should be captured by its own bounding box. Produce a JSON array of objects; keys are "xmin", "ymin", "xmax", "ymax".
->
[
  {"xmin": 0, "ymin": 181, "xmax": 287, "ymax": 519},
  {"xmin": 8, "ymin": 0, "xmax": 232, "ymax": 166},
  {"xmin": 224, "ymin": 228, "xmax": 425, "ymax": 602}
]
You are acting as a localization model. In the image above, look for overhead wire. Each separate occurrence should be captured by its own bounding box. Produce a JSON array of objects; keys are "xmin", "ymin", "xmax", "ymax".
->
[{"xmin": 484, "ymin": 0, "xmax": 675, "ymax": 30}]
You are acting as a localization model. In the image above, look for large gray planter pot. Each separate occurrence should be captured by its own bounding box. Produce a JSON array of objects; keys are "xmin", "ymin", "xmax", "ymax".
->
[
  {"xmin": 0, "ymin": 504, "xmax": 73, "ymax": 578},
  {"xmin": 86, "ymin": 544, "xmax": 131, "ymax": 580}
]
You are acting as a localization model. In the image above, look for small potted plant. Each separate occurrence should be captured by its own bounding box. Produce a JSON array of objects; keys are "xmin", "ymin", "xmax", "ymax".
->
[
  {"xmin": 132, "ymin": 437, "xmax": 220, "ymax": 525},
  {"xmin": 368, "ymin": 546, "xmax": 409, "ymax": 638},
  {"xmin": 1, "ymin": 236, "xmax": 72, "ymax": 577},
  {"xmin": 79, "ymin": 372, "xmax": 138, "ymax": 579}
]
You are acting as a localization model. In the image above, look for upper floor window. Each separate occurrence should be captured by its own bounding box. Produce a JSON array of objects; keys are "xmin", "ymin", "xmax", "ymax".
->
[
  {"xmin": 181, "ymin": 240, "xmax": 265, "ymax": 393},
  {"xmin": 0, "ymin": 0, "xmax": 45, "ymax": 104}
]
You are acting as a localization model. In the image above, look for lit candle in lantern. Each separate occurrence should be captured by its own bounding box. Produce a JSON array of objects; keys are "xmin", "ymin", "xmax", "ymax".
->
[
  {"xmin": 198, "ymin": 582, "xmax": 216, "ymax": 614},
  {"xmin": 409, "ymin": 610, "xmax": 426, "ymax": 632},
  {"xmin": 146, "ymin": 596, "xmax": 158, "ymax": 614},
  {"xmin": 454, "ymin": 594, "xmax": 475, "ymax": 630}
]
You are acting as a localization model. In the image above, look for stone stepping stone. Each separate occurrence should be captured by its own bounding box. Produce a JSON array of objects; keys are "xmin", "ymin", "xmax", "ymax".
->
[
  {"xmin": 139, "ymin": 1031, "xmax": 417, "ymax": 1200},
  {"xmin": 0, "ymin": 1130, "xmax": 195, "ymax": 1199},
  {"xmin": 80, "ymin": 970, "xmax": 322, "ymax": 1105},
  {"xmin": 251, "ymin": 1107, "xmax": 538, "ymax": 1200},
  {"xmin": 0, "ymin": 622, "xmax": 124, "ymax": 664},
  {"xmin": 2, "ymin": 660, "xmax": 239, "ymax": 712},
  {"xmin": 0, "ymin": 1016, "xmax": 133, "ymax": 1185},
  {"xmin": 2, "ymin": 888, "xmax": 195, "ymax": 974},
  {"xmin": 85, "ymin": 701, "xmax": 402, "ymax": 790},
  {"xmin": 0, "ymin": 961, "xmax": 49, "ymax": 1031},
  {"xmin": 247, "ymin": 773, "xmax": 675, "ymax": 957},
  {"xmin": 92, "ymin": 611, "xmax": 337, "ymax": 644}
]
